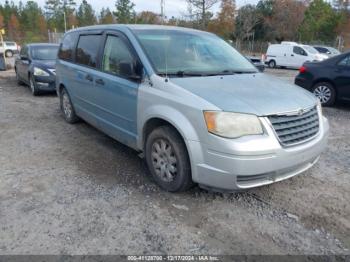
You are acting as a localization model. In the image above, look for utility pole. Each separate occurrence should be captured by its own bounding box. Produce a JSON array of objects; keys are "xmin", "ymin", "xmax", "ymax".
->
[
  {"xmin": 0, "ymin": 29, "xmax": 7, "ymax": 70},
  {"xmin": 63, "ymin": 10, "xmax": 67, "ymax": 32},
  {"xmin": 161, "ymin": 0, "xmax": 165, "ymax": 24}
]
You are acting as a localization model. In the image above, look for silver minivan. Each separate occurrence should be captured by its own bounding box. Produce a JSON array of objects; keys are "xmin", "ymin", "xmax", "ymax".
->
[{"xmin": 56, "ymin": 25, "xmax": 329, "ymax": 192}]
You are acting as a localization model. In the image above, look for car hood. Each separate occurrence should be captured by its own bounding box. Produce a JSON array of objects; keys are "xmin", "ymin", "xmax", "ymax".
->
[
  {"xmin": 170, "ymin": 73, "xmax": 316, "ymax": 116},
  {"xmin": 32, "ymin": 60, "xmax": 56, "ymax": 69}
]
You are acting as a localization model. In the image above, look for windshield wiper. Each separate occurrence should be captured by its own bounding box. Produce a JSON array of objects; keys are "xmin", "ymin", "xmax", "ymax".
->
[{"xmin": 158, "ymin": 71, "xmax": 206, "ymax": 77}]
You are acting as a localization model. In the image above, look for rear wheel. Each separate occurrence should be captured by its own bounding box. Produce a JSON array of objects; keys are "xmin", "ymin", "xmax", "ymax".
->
[
  {"xmin": 145, "ymin": 126, "xmax": 194, "ymax": 192},
  {"xmin": 60, "ymin": 88, "xmax": 79, "ymax": 124},
  {"xmin": 268, "ymin": 60, "xmax": 276, "ymax": 68},
  {"xmin": 5, "ymin": 50, "xmax": 13, "ymax": 58},
  {"xmin": 312, "ymin": 82, "xmax": 336, "ymax": 106}
]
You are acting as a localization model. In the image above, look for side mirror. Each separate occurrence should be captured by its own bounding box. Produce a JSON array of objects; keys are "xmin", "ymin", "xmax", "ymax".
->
[
  {"xmin": 119, "ymin": 61, "xmax": 143, "ymax": 82},
  {"xmin": 256, "ymin": 64, "xmax": 265, "ymax": 72},
  {"xmin": 20, "ymin": 55, "xmax": 29, "ymax": 61}
]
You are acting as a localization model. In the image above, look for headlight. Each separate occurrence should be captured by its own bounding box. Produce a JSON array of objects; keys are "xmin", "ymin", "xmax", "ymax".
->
[
  {"xmin": 203, "ymin": 111, "xmax": 264, "ymax": 138},
  {"xmin": 33, "ymin": 67, "xmax": 49, "ymax": 76}
]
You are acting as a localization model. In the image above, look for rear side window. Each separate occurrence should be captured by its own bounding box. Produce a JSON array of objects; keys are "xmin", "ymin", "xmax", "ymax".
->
[
  {"xmin": 338, "ymin": 56, "xmax": 350, "ymax": 67},
  {"xmin": 58, "ymin": 33, "xmax": 78, "ymax": 61},
  {"xmin": 293, "ymin": 46, "xmax": 307, "ymax": 56},
  {"xmin": 314, "ymin": 47, "xmax": 328, "ymax": 54},
  {"xmin": 76, "ymin": 34, "xmax": 102, "ymax": 68}
]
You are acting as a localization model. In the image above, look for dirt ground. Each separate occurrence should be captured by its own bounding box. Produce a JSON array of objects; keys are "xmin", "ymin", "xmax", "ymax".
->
[{"xmin": 0, "ymin": 69, "xmax": 349, "ymax": 255}]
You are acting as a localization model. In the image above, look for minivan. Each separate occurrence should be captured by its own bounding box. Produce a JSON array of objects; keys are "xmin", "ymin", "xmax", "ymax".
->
[
  {"xmin": 56, "ymin": 25, "xmax": 329, "ymax": 192},
  {"xmin": 265, "ymin": 42, "xmax": 328, "ymax": 69}
]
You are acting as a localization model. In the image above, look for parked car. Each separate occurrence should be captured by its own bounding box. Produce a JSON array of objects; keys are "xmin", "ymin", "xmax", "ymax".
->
[
  {"xmin": 295, "ymin": 52, "xmax": 350, "ymax": 106},
  {"xmin": 246, "ymin": 56, "xmax": 265, "ymax": 72},
  {"xmin": 56, "ymin": 25, "xmax": 329, "ymax": 192},
  {"xmin": 15, "ymin": 43, "xmax": 59, "ymax": 96},
  {"xmin": 313, "ymin": 46, "xmax": 341, "ymax": 58},
  {"xmin": 0, "ymin": 41, "xmax": 20, "ymax": 57},
  {"xmin": 265, "ymin": 42, "xmax": 328, "ymax": 69}
]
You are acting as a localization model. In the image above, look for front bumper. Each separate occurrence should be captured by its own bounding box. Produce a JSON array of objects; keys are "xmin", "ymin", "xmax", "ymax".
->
[
  {"xmin": 187, "ymin": 116, "xmax": 329, "ymax": 191},
  {"xmin": 34, "ymin": 75, "xmax": 56, "ymax": 91}
]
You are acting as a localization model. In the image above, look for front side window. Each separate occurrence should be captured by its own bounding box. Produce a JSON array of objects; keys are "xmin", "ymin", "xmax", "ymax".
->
[
  {"xmin": 133, "ymin": 29, "xmax": 257, "ymax": 76},
  {"xmin": 20, "ymin": 46, "xmax": 28, "ymax": 57},
  {"xmin": 76, "ymin": 34, "xmax": 102, "ymax": 68},
  {"xmin": 102, "ymin": 35, "xmax": 135, "ymax": 78},
  {"xmin": 293, "ymin": 46, "xmax": 307, "ymax": 56},
  {"xmin": 31, "ymin": 46, "xmax": 59, "ymax": 60}
]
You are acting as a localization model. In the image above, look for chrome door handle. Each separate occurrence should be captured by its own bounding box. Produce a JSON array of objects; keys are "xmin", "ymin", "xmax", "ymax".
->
[{"xmin": 85, "ymin": 74, "xmax": 93, "ymax": 82}]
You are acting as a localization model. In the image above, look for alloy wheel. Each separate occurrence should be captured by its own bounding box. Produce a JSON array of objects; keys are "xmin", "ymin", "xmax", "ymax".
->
[
  {"xmin": 62, "ymin": 92, "xmax": 73, "ymax": 119},
  {"xmin": 313, "ymin": 85, "xmax": 332, "ymax": 104}
]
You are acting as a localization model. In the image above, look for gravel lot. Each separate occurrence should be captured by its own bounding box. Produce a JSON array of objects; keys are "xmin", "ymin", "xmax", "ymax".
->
[{"xmin": 0, "ymin": 69, "xmax": 349, "ymax": 255}]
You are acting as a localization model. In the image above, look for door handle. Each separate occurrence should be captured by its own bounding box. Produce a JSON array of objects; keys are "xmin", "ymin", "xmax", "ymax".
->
[
  {"xmin": 85, "ymin": 74, "xmax": 93, "ymax": 82},
  {"xmin": 291, "ymin": 54, "xmax": 294, "ymax": 57},
  {"xmin": 95, "ymin": 79, "xmax": 105, "ymax": 86}
]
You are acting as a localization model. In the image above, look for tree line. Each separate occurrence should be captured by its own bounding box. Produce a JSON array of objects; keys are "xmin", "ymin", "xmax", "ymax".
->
[{"xmin": 0, "ymin": 0, "xmax": 349, "ymax": 49}]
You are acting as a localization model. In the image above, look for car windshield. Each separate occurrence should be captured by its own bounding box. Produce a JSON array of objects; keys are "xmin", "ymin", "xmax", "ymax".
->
[
  {"xmin": 133, "ymin": 29, "xmax": 257, "ymax": 76},
  {"xmin": 303, "ymin": 45, "xmax": 318, "ymax": 54},
  {"xmin": 31, "ymin": 46, "xmax": 58, "ymax": 60}
]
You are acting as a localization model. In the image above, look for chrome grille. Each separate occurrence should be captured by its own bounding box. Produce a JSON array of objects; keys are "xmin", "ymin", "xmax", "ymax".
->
[{"xmin": 268, "ymin": 106, "xmax": 319, "ymax": 146}]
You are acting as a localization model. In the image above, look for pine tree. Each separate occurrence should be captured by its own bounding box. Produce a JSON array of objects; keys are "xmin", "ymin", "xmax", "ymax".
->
[
  {"xmin": 100, "ymin": 8, "xmax": 114, "ymax": 24},
  {"xmin": 77, "ymin": 0, "xmax": 96, "ymax": 27},
  {"xmin": 114, "ymin": 0, "xmax": 135, "ymax": 24}
]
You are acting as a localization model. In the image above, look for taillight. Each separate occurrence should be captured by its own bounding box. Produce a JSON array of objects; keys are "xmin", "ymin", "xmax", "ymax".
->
[{"xmin": 299, "ymin": 66, "xmax": 307, "ymax": 74}]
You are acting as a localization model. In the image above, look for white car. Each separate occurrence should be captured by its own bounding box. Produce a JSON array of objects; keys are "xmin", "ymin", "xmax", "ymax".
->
[
  {"xmin": 265, "ymin": 42, "xmax": 328, "ymax": 69},
  {"xmin": 0, "ymin": 41, "xmax": 20, "ymax": 57}
]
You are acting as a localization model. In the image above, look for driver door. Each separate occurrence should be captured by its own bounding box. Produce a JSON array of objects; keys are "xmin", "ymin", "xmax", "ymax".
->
[
  {"xmin": 334, "ymin": 55, "xmax": 350, "ymax": 101},
  {"xmin": 17, "ymin": 45, "xmax": 30, "ymax": 82},
  {"xmin": 291, "ymin": 46, "xmax": 308, "ymax": 68}
]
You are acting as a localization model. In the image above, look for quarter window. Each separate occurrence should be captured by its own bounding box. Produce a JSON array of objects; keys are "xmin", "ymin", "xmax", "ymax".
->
[
  {"xmin": 58, "ymin": 33, "xmax": 78, "ymax": 61},
  {"xmin": 338, "ymin": 56, "xmax": 350, "ymax": 67},
  {"xmin": 102, "ymin": 35, "xmax": 135, "ymax": 78},
  {"xmin": 76, "ymin": 34, "xmax": 102, "ymax": 68}
]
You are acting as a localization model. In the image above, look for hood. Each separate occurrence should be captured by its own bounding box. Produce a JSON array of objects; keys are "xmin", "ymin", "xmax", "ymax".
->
[
  {"xmin": 170, "ymin": 73, "xmax": 317, "ymax": 116},
  {"xmin": 32, "ymin": 60, "xmax": 56, "ymax": 69},
  {"xmin": 313, "ymin": 53, "xmax": 329, "ymax": 61}
]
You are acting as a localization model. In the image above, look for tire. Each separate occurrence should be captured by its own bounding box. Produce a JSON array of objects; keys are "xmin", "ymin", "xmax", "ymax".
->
[
  {"xmin": 268, "ymin": 60, "xmax": 276, "ymax": 68},
  {"xmin": 312, "ymin": 82, "xmax": 336, "ymax": 107},
  {"xmin": 29, "ymin": 75, "xmax": 40, "ymax": 96},
  {"xmin": 60, "ymin": 87, "xmax": 79, "ymax": 124},
  {"xmin": 5, "ymin": 50, "xmax": 13, "ymax": 58},
  {"xmin": 145, "ymin": 126, "xmax": 194, "ymax": 192},
  {"xmin": 15, "ymin": 68, "xmax": 23, "ymax": 85}
]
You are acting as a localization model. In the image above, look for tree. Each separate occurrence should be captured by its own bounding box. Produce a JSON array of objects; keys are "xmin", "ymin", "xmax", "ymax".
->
[
  {"xmin": 114, "ymin": 0, "xmax": 135, "ymax": 24},
  {"xmin": 136, "ymin": 11, "xmax": 161, "ymax": 24},
  {"xmin": 299, "ymin": 0, "xmax": 343, "ymax": 42},
  {"xmin": 45, "ymin": 0, "xmax": 76, "ymax": 31},
  {"xmin": 76, "ymin": 0, "xmax": 96, "ymax": 27},
  {"xmin": 208, "ymin": 0, "xmax": 235, "ymax": 39},
  {"xmin": 235, "ymin": 5, "xmax": 261, "ymax": 41},
  {"xmin": 100, "ymin": 8, "xmax": 114, "ymax": 24},
  {"xmin": 0, "ymin": 14, "xmax": 4, "ymax": 29},
  {"xmin": 8, "ymin": 13, "xmax": 20, "ymax": 41},
  {"xmin": 186, "ymin": 0, "xmax": 220, "ymax": 29}
]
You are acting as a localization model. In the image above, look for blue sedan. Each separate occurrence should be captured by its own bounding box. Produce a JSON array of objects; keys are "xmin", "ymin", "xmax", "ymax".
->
[{"xmin": 15, "ymin": 43, "xmax": 59, "ymax": 96}]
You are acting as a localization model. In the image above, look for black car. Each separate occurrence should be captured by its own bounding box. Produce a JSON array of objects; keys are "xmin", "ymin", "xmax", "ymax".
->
[
  {"xmin": 15, "ymin": 43, "xmax": 59, "ymax": 96},
  {"xmin": 246, "ymin": 56, "xmax": 265, "ymax": 72},
  {"xmin": 295, "ymin": 52, "xmax": 350, "ymax": 106}
]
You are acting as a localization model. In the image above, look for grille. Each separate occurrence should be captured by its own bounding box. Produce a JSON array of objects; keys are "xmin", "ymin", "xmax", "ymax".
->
[{"xmin": 268, "ymin": 106, "xmax": 319, "ymax": 146}]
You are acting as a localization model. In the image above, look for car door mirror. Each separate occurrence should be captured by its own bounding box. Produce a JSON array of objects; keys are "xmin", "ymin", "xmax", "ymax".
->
[
  {"xmin": 256, "ymin": 64, "xmax": 265, "ymax": 72},
  {"xmin": 119, "ymin": 61, "xmax": 143, "ymax": 82}
]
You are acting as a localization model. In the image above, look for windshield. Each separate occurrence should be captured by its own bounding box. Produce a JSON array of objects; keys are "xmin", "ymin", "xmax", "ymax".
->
[
  {"xmin": 328, "ymin": 47, "xmax": 340, "ymax": 54},
  {"xmin": 31, "ymin": 46, "xmax": 59, "ymax": 60},
  {"xmin": 302, "ymin": 45, "xmax": 318, "ymax": 54},
  {"xmin": 133, "ymin": 29, "xmax": 257, "ymax": 76}
]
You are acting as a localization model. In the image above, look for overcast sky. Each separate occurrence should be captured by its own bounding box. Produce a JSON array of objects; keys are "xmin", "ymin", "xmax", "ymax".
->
[{"xmin": 11, "ymin": 0, "xmax": 259, "ymax": 17}]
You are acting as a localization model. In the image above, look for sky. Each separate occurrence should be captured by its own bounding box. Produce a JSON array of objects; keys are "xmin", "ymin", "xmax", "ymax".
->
[{"xmin": 8, "ymin": 0, "xmax": 259, "ymax": 17}]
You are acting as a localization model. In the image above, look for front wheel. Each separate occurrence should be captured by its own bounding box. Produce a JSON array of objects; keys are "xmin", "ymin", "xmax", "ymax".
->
[
  {"xmin": 29, "ymin": 75, "xmax": 40, "ymax": 96},
  {"xmin": 312, "ymin": 82, "xmax": 336, "ymax": 106},
  {"xmin": 145, "ymin": 126, "xmax": 194, "ymax": 192},
  {"xmin": 268, "ymin": 60, "xmax": 276, "ymax": 68}
]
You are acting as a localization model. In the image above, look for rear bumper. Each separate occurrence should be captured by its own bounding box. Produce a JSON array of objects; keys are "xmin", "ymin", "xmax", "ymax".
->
[
  {"xmin": 295, "ymin": 76, "xmax": 312, "ymax": 90},
  {"xmin": 187, "ymin": 116, "xmax": 329, "ymax": 191}
]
